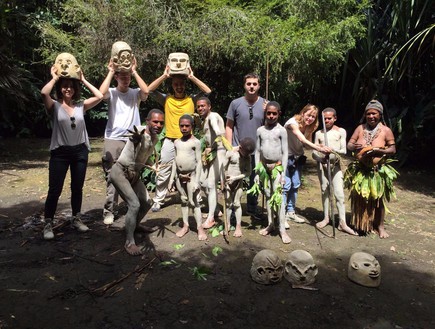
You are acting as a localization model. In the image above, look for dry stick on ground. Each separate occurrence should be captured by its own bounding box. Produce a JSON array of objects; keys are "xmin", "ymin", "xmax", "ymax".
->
[
  {"xmin": 56, "ymin": 248, "xmax": 114, "ymax": 267},
  {"xmin": 90, "ymin": 257, "xmax": 156, "ymax": 296}
]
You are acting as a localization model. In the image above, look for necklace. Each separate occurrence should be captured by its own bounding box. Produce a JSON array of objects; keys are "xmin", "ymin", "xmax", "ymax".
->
[{"xmin": 363, "ymin": 123, "xmax": 381, "ymax": 145}]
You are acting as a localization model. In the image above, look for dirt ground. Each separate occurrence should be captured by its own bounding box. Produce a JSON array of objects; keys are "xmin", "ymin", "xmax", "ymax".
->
[{"xmin": 0, "ymin": 138, "xmax": 434, "ymax": 329}]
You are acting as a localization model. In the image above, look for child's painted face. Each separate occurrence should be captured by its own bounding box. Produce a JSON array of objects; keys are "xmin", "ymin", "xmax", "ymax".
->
[
  {"xmin": 265, "ymin": 106, "xmax": 279, "ymax": 125},
  {"xmin": 179, "ymin": 119, "xmax": 192, "ymax": 137},
  {"xmin": 323, "ymin": 111, "xmax": 336, "ymax": 130}
]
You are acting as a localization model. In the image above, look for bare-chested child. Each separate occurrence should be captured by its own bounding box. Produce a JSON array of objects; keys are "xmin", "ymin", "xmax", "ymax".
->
[
  {"xmin": 109, "ymin": 109, "xmax": 164, "ymax": 255},
  {"xmin": 312, "ymin": 108, "xmax": 357, "ymax": 236},
  {"xmin": 169, "ymin": 114, "xmax": 207, "ymax": 240},
  {"xmin": 346, "ymin": 100, "xmax": 397, "ymax": 238},
  {"xmin": 254, "ymin": 101, "xmax": 291, "ymax": 244},
  {"xmin": 223, "ymin": 137, "xmax": 256, "ymax": 237},
  {"xmin": 196, "ymin": 97, "xmax": 228, "ymax": 229}
]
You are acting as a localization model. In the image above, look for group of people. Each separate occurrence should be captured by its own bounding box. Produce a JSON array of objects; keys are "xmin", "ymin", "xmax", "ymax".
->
[{"xmin": 40, "ymin": 54, "xmax": 397, "ymax": 255}]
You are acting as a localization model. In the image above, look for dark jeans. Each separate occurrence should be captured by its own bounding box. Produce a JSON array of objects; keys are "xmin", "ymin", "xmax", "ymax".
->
[{"xmin": 44, "ymin": 143, "xmax": 89, "ymax": 219}]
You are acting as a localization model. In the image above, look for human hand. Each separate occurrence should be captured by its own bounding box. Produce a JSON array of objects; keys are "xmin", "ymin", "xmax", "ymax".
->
[
  {"xmin": 50, "ymin": 66, "xmax": 59, "ymax": 81},
  {"xmin": 107, "ymin": 59, "xmax": 115, "ymax": 73},
  {"xmin": 192, "ymin": 182, "xmax": 200, "ymax": 192},
  {"xmin": 79, "ymin": 70, "xmax": 86, "ymax": 82},
  {"xmin": 254, "ymin": 175, "xmax": 260, "ymax": 185},
  {"xmin": 263, "ymin": 99, "xmax": 269, "ymax": 110},
  {"xmin": 163, "ymin": 66, "xmax": 170, "ymax": 78},
  {"xmin": 188, "ymin": 67, "xmax": 194, "ymax": 79},
  {"xmin": 320, "ymin": 145, "xmax": 332, "ymax": 154},
  {"xmin": 226, "ymin": 176, "xmax": 235, "ymax": 185},
  {"xmin": 131, "ymin": 57, "xmax": 138, "ymax": 72},
  {"xmin": 349, "ymin": 142, "xmax": 363, "ymax": 152}
]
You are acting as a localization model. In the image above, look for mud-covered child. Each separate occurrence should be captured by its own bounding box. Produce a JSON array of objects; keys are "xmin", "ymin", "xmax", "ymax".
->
[
  {"xmin": 223, "ymin": 137, "xmax": 256, "ymax": 237},
  {"xmin": 169, "ymin": 114, "xmax": 207, "ymax": 240}
]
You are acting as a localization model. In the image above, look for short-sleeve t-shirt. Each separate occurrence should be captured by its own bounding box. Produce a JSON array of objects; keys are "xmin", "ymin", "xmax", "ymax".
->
[
  {"xmin": 226, "ymin": 96, "xmax": 265, "ymax": 147},
  {"xmin": 284, "ymin": 117, "xmax": 304, "ymax": 157},
  {"xmin": 151, "ymin": 91, "xmax": 205, "ymax": 139},
  {"xmin": 104, "ymin": 87, "xmax": 141, "ymax": 140}
]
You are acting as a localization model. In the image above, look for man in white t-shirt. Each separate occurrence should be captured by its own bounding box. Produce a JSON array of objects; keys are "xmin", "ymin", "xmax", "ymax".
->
[{"xmin": 99, "ymin": 59, "xmax": 149, "ymax": 225}]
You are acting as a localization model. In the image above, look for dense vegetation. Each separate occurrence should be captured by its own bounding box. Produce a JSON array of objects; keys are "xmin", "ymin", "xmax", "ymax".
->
[{"xmin": 1, "ymin": 0, "xmax": 433, "ymax": 166}]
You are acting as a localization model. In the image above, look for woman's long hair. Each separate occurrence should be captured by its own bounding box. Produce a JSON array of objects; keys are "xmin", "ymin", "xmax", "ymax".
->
[{"xmin": 294, "ymin": 104, "xmax": 319, "ymax": 140}]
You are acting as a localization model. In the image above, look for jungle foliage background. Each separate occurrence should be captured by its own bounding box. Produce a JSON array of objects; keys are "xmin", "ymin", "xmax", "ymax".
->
[{"xmin": 1, "ymin": 0, "xmax": 434, "ymax": 167}]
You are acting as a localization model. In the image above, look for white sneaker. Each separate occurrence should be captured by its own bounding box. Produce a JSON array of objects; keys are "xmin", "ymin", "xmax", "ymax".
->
[
  {"xmin": 285, "ymin": 212, "xmax": 305, "ymax": 223},
  {"xmin": 71, "ymin": 214, "xmax": 89, "ymax": 232},
  {"xmin": 43, "ymin": 223, "xmax": 54, "ymax": 240},
  {"xmin": 151, "ymin": 202, "xmax": 161, "ymax": 212},
  {"xmin": 103, "ymin": 212, "xmax": 114, "ymax": 225}
]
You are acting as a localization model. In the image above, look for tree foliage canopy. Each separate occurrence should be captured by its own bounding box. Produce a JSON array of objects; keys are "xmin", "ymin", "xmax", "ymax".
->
[
  {"xmin": 35, "ymin": 0, "xmax": 368, "ymax": 113},
  {"xmin": 2, "ymin": 0, "xmax": 433, "ymax": 166}
]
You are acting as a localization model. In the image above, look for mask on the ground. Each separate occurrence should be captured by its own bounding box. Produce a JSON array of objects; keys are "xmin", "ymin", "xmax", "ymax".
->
[
  {"xmin": 250, "ymin": 249, "xmax": 283, "ymax": 285},
  {"xmin": 348, "ymin": 252, "xmax": 381, "ymax": 287},
  {"xmin": 284, "ymin": 250, "xmax": 318, "ymax": 287}
]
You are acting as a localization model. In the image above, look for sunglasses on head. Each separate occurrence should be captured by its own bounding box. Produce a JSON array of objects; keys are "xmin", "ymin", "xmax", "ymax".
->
[{"xmin": 70, "ymin": 116, "xmax": 76, "ymax": 130}]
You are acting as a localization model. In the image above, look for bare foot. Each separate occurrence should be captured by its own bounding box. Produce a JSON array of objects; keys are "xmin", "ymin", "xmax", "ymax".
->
[
  {"xmin": 197, "ymin": 227, "xmax": 208, "ymax": 241},
  {"xmin": 338, "ymin": 222, "xmax": 358, "ymax": 236},
  {"xmin": 280, "ymin": 230, "xmax": 292, "ymax": 244},
  {"xmin": 377, "ymin": 226, "xmax": 389, "ymax": 239},
  {"xmin": 125, "ymin": 243, "xmax": 143, "ymax": 256},
  {"xmin": 259, "ymin": 225, "xmax": 274, "ymax": 236},
  {"xmin": 315, "ymin": 218, "xmax": 330, "ymax": 229},
  {"xmin": 233, "ymin": 225, "xmax": 243, "ymax": 237},
  {"xmin": 202, "ymin": 218, "xmax": 216, "ymax": 229},
  {"xmin": 217, "ymin": 210, "xmax": 223, "ymax": 217},
  {"xmin": 176, "ymin": 226, "xmax": 189, "ymax": 238}
]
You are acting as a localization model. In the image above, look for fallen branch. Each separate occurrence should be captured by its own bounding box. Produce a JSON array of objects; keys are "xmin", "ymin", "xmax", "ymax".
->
[
  {"xmin": 90, "ymin": 257, "xmax": 156, "ymax": 296},
  {"xmin": 56, "ymin": 248, "xmax": 114, "ymax": 267}
]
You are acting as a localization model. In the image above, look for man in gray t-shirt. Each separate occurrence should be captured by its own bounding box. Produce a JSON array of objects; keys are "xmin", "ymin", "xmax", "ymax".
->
[{"xmin": 225, "ymin": 73, "xmax": 265, "ymax": 216}]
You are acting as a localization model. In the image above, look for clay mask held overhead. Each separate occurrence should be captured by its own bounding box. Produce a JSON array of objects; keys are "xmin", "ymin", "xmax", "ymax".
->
[
  {"xmin": 111, "ymin": 41, "xmax": 134, "ymax": 72},
  {"xmin": 167, "ymin": 52, "xmax": 190, "ymax": 76},
  {"xmin": 54, "ymin": 53, "xmax": 81, "ymax": 80}
]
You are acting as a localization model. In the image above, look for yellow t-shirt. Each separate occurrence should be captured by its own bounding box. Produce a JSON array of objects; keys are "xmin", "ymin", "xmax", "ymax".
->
[{"xmin": 165, "ymin": 95, "xmax": 194, "ymax": 138}]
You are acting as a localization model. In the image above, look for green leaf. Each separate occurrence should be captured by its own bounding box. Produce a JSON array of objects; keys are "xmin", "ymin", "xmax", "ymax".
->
[
  {"xmin": 212, "ymin": 246, "xmax": 223, "ymax": 257},
  {"xmin": 173, "ymin": 244, "xmax": 185, "ymax": 250},
  {"xmin": 189, "ymin": 266, "xmax": 210, "ymax": 281}
]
